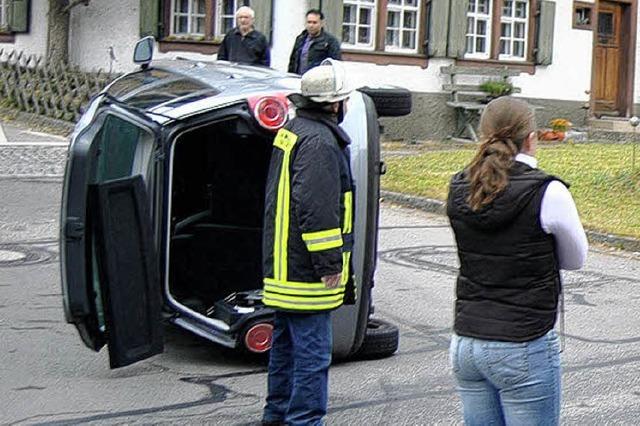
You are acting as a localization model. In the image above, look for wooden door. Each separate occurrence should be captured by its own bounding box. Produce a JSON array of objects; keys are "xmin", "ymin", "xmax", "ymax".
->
[{"xmin": 594, "ymin": 1, "xmax": 624, "ymax": 116}]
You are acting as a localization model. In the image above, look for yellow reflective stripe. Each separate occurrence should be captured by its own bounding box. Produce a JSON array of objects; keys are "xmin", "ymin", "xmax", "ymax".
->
[
  {"xmin": 264, "ymin": 277, "xmax": 326, "ymax": 288},
  {"xmin": 302, "ymin": 228, "xmax": 341, "ymax": 242},
  {"xmin": 272, "ymin": 129, "xmax": 298, "ymax": 282},
  {"xmin": 264, "ymin": 283, "xmax": 345, "ymax": 296},
  {"xmin": 302, "ymin": 228, "xmax": 343, "ymax": 252},
  {"xmin": 263, "ymin": 293, "xmax": 344, "ymax": 311},
  {"xmin": 306, "ymin": 238, "xmax": 343, "ymax": 252},
  {"xmin": 343, "ymin": 191, "xmax": 353, "ymax": 234},
  {"xmin": 341, "ymin": 251, "xmax": 352, "ymax": 285}
]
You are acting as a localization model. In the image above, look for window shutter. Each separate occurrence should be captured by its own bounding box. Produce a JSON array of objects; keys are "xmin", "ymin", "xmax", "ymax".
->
[
  {"xmin": 427, "ymin": 0, "xmax": 450, "ymax": 57},
  {"xmin": 447, "ymin": 0, "xmax": 468, "ymax": 58},
  {"xmin": 321, "ymin": 0, "xmax": 344, "ymax": 40},
  {"xmin": 9, "ymin": 0, "xmax": 30, "ymax": 33},
  {"xmin": 139, "ymin": 0, "xmax": 160, "ymax": 38},
  {"xmin": 535, "ymin": 0, "xmax": 555, "ymax": 65},
  {"xmin": 251, "ymin": 0, "xmax": 273, "ymax": 43}
]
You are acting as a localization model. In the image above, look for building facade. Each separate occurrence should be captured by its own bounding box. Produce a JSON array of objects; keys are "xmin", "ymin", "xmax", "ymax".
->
[{"xmin": 0, "ymin": 0, "xmax": 638, "ymax": 140}]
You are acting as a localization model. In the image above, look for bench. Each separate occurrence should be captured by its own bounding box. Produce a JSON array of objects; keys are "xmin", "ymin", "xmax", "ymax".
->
[{"xmin": 441, "ymin": 65, "xmax": 521, "ymax": 142}]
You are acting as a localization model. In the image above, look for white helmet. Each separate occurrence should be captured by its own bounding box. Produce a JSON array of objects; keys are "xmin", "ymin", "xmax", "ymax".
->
[{"xmin": 295, "ymin": 59, "xmax": 352, "ymax": 104}]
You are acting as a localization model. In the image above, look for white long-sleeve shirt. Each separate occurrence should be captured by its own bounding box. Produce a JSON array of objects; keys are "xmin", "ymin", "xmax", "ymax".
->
[{"xmin": 515, "ymin": 153, "xmax": 588, "ymax": 270}]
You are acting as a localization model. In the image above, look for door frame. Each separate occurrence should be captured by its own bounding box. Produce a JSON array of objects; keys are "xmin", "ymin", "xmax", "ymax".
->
[{"xmin": 590, "ymin": 0, "xmax": 638, "ymax": 117}]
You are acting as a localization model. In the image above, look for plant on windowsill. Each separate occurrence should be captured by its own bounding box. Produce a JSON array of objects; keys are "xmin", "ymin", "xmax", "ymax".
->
[
  {"xmin": 479, "ymin": 80, "xmax": 514, "ymax": 102},
  {"xmin": 539, "ymin": 118, "xmax": 572, "ymax": 142}
]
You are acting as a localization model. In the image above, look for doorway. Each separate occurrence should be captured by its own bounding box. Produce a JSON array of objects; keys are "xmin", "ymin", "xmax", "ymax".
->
[{"xmin": 592, "ymin": 0, "xmax": 636, "ymax": 117}]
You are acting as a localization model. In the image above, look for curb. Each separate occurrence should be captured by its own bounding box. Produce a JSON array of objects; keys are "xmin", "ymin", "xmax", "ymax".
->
[
  {"xmin": 380, "ymin": 190, "xmax": 640, "ymax": 253},
  {"xmin": 0, "ymin": 107, "xmax": 75, "ymax": 137}
]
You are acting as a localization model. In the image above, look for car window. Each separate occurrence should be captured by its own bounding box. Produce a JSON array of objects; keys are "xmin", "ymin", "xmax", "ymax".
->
[{"xmin": 92, "ymin": 114, "xmax": 154, "ymax": 184}]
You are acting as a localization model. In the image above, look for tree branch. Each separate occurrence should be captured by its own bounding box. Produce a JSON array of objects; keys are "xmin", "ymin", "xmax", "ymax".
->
[{"xmin": 63, "ymin": 0, "xmax": 90, "ymax": 13}]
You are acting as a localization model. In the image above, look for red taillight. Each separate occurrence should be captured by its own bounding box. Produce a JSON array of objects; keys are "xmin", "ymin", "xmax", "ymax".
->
[
  {"xmin": 248, "ymin": 95, "xmax": 289, "ymax": 131},
  {"xmin": 244, "ymin": 322, "xmax": 273, "ymax": 353}
]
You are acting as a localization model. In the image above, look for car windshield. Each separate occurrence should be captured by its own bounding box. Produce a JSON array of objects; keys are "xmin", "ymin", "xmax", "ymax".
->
[{"xmin": 106, "ymin": 69, "xmax": 219, "ymax": 110}]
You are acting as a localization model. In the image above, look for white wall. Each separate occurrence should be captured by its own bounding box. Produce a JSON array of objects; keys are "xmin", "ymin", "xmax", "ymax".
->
[
  {"xmin": 69, "ymin": 0, "xmax": 141, "ymax": 73},
  {"xmin": 0, "ymin": 2, "xmax": 48, "ymax": 58},
  {"xmin": 270, "ymin": 0, "xmax": 309, "ymax": 71},
  {"xmin": 514, "ymin": 0, "xmax": 592, "ymax": 102}
]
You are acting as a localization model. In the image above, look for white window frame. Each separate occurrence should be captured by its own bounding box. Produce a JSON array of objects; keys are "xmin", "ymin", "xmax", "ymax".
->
[
  {"xmin": 498, "ymin": 0, "xmax": 529, "ymax": 61},
  {"xmin": 465, "ymin": 0, "xmax": 493, "ymax": 60},
  {"xmin": 215, "ymin": 0, "xmax": 249, "ymax": 38},
  {"xmin": 385, "ymin": 0, "xmax": 421, "ymax": 53},
  {"xmin": 342, "ymin": 0, "xmax": 377, "ymax": 51},
  {"xmin": 0, "ymin": 0, "xmax": 9, "ymax": 30},
  {"xmin": 170, "ymin": 0, "xmax": 207, "ymax": 37}
]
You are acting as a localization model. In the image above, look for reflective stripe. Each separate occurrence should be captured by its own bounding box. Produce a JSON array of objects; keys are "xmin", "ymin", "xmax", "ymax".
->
[
  {"xmin": 343, "ymin": 191, "xmax": 353, "ymax": 234},
  {"xmin": 272, "ymin": 129, "xmax": 298, "ymax": 281},
  {"xmin": 341, "ymin": 251, "xmax": 352, "ymax": 285},
  {"xmin": 302, "ymin": 228, "xmax": 343, "ymax": 252},
  {"xmin": 263, "ymin": 293, "xmax": 344, "ymax": 311},
  {"xmin": 264, "ymin": 283, "xmax": 345, "ymax": 296}
]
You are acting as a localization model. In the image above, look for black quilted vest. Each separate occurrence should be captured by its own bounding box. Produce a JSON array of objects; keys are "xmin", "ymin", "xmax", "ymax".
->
[{"xmin": 447, "ymin": 161, "xmax": 562, "ymax": 342}]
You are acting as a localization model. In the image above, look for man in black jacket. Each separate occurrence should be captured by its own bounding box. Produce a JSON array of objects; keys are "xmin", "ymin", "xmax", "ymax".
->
[
  {"xmin": 288, "ymin": 9, "xmax": 341, "ymax": 75},
  {"xmin": 261, "ymin": 60, "xmax": 354, "ymax": 426},
  {"xmin": 217, "ymin": 6, "xmax": 270, "ymax": 66}
]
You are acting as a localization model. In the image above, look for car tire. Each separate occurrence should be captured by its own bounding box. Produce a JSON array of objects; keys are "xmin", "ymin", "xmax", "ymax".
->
[
  {"xmin": 358, "ymin": 87, "xmax": 412, "ymax": 117},
  {"xmin": 354, "ymin": 318, "xmax": 399, "ymax": 359}
]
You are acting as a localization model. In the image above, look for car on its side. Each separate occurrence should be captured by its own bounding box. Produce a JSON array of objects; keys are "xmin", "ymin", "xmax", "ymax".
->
[{"xmin": 60, "ymin": 37, "xmax": 411, "ymax": 368}]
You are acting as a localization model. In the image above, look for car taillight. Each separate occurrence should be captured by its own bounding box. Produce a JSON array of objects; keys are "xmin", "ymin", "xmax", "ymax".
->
[
  {"xmin": 244, "ymin": 322, "xmax": 273, "ymax": 353},
  {"xmin": 248, "ymin": 95, "xmax": 289, "ymax": 131}
]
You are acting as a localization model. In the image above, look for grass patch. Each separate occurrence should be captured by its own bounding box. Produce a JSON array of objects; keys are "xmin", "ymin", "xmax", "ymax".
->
[{"xmin": 382, "ymin": 143, "xmax": 640, "ymax": 238}]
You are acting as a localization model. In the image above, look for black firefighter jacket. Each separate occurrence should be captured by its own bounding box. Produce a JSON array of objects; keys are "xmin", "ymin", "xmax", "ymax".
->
[{"xmin": 262, "ymin": 109, "xmax": 355, "ymax": 312}]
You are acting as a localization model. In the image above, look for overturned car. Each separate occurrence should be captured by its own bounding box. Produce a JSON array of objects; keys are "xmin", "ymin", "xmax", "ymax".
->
[{"xmin": 60, "ymin": 38, "xmax": 412, "ymax": 368}]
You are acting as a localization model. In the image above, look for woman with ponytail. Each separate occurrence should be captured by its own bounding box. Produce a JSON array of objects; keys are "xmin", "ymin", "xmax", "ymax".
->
[{"xmin": 446, "ymin": 97, "xmax": 588, "ymax": 425}]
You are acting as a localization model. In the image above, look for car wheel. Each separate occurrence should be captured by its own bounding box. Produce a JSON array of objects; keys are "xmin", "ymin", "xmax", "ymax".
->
[
  {"xmin": 354, "ymin": 318, "xmax": 399, "ymax": 359},
  {"xmin": 358, "ymin": 87, "xmax": 412, "ymax": 117}
]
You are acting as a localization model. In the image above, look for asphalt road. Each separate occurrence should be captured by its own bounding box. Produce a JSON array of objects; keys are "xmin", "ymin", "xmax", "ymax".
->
[{"xmin": 1, "ymin": 142, "xmax": 640, "ymax": 424}]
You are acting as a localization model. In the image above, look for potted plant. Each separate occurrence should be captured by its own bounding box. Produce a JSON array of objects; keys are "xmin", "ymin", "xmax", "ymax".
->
[
  {"xmin": 540, "ymin": 118, "xmax": 572, "ymax": 141},
  {"xmin": 479, "ymin": 80, "xmax": 514, "ymax": 101}
]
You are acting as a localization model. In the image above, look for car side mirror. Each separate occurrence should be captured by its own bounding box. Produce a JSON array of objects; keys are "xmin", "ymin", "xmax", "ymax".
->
[{"xmin": 133, "ymin": 36, "xmax": 155, "ymax": 69}]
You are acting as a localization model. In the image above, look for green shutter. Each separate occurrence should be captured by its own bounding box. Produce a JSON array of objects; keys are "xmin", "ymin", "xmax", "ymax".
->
[
  {"xmin": 307, "ymin": 0, "xmax": 320, "ymax": 11},
  {"xmin": 251, "ymin": 0, "xmax": 273, "ymax": 42},
  {"xmin": 427, "ymin": 0, "xmax": 450, "ymax": 57},
  {"xmin": 321, "ymin": 0, "xmax": 344, "ymax": 40},
  {"xmin": 139, "ymin": 0, "xmax": 160, "ymax": 38},
  {"xmin": 9, "ymin": 0, "xmax": 30, "ymax": 33},
  {"xmin": 536, "ymin": 0, "xmax": 555, "ymax": 65},
  {"xmin": 447, "ymin": 0, "xmax": 468, "ymax": 58}
]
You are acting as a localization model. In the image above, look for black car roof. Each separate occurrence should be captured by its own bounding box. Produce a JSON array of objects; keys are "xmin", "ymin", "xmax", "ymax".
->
[{"xmin": 105, "ymin": 59, "xmax": 300, "ymax": 120}]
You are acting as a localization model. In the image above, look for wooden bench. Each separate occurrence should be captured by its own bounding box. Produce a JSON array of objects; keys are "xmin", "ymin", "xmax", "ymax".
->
[{"xmin": 441, "ymin": 65, "xmax": 521, "ymax": 142}]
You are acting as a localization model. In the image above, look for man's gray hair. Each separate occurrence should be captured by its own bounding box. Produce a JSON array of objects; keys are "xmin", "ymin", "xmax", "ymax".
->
[{"xmin": 236, "ymin": 6, "xmax": 255, "ymax": 18}]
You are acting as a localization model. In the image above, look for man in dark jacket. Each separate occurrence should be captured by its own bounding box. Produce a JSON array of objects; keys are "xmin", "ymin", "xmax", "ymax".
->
[
  {"xmin": 261, "ymin": 60, "xmax": 354, "ymax": 426},
  {"xmin": 217, "ymin": 6, "xmax": 270, "ymax": 66},
  {"xmin": 288, "ymin": 9, "xmax": 341, "ymax": 75}
]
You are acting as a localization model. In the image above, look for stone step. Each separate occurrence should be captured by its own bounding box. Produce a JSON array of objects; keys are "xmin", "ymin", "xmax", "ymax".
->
[{"xmin": 589, "ymin": 118, "xmax": 639, "ymax": 132}]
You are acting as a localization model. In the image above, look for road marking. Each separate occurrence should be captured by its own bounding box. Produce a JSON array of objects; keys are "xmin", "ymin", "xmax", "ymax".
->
[
  {"xmin": 23, "ymin": 130, "xmax": 69, "ymax": 141},
  {"xmin": 0, "ymin": 124, "xmax": 7, "ymax": 144}
]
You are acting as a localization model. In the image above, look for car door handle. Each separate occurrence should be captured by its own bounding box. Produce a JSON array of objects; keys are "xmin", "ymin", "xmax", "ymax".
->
[{"xmin": 65, "ymin": 218, "xmax": 85, "ymax": 240}]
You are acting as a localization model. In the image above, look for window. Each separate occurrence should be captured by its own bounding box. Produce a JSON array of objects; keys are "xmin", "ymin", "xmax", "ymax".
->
[
  {"xmin": 499, "ymin": 0, "xmax": 528, "ymax": 60},
  {"xmin": 573, "ymin": 1, "xmax": 593, "ymax": 31},
  {"xmin": 464, "ymin": 0, "xmax": 533, "ymax": 63},
  {"xmin": 343, "ymin": 0, "xmax": 377, "ymax": 49},
  {"xmin": 466, "ymin": 0, "xmax": 492, "ymax": 59},
  {"xmin": 171, "ymin": 0, "xmax": 206, "ymax": 36},
  {"xmin": 386, "ymin": 0, "xmax": 420, "ymax": 52},
  {"xmin": 341, "ymin": 0, "xmax": 425, "ymax": 55}
]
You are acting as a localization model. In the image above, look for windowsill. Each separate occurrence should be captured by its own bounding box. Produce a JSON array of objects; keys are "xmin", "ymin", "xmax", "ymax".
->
[
  {"xmin": 158, "ymin": 38, "xmax": 222, "ymax": 55},
  {"xmin": 342, "ymin": 49, "xmax": 427, "ymax": 68},
  {"xmin": 455, "ymin": 58, "xmax": 536, "ymax": 74},
  {"xmin": 0, "ymin": 33, "xmax": 15, "ymax": 43}
]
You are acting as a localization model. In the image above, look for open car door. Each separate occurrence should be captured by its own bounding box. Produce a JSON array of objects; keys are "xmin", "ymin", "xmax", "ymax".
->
[{"xmin": 60, "ymin": 100, "xmax": 164, "ymax": 368}]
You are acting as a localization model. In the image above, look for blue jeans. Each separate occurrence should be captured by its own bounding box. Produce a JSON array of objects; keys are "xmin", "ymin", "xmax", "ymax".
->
[
  {"xmin": 450, "ymin": 330, "xmax": 561, "ymax": 426},
  {"xmin": 263, "ymin": 311, "xmax": 332, "ymax": 426}
]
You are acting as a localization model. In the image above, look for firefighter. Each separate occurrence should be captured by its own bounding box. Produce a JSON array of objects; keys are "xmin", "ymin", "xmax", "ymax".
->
[{"xmin": 261, "ymin": 59, "xmax": 355, "ymax": 426}]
